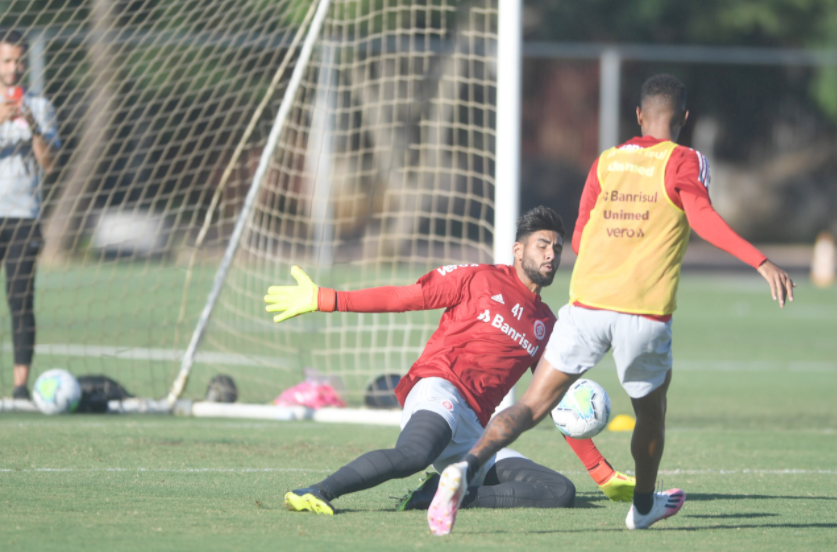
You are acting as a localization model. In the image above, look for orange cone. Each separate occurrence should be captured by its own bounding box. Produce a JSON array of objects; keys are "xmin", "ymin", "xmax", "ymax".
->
[{"xmin": 811, "ymin": 231, "xmax": 835, "ymax": 288}]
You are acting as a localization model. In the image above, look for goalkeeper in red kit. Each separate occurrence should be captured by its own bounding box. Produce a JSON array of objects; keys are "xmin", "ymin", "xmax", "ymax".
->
[{"xmin": 264, "ymin": 206, "xmax": 634, "ymax": 516}]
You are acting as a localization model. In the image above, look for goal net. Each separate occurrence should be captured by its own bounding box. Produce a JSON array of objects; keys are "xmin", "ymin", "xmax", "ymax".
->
[{"xmin": 0, "ymin": 0, "xmax": 503, "ymax": 409}]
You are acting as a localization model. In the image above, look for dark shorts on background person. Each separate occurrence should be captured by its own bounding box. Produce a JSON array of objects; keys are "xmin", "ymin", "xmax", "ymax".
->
[{"xmin": 0, "ymin": 218, "xmax": 42, "ymax": 366}]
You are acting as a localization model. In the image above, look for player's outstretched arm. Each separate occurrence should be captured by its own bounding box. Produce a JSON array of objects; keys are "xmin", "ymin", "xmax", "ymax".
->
[
  {"xmin": 264, "ymin": 265, "xmax": 320, "ymax": 323},
  {"xmin": 756, "ymin": 260, "xmax": 796, "ymax": 308},
  {"xmin": 677, "ymin": 186, "xmax": 795, "ymax": 309}
]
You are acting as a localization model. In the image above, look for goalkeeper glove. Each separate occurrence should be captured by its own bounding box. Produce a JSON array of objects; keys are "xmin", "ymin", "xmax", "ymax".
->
[
  {"xmin": 599, "ymin": 471, "xmax": 636, "ymax": 502},
  {"xmin": 264, "ymin": 265, "xmax": 320, "ymax": 323}
]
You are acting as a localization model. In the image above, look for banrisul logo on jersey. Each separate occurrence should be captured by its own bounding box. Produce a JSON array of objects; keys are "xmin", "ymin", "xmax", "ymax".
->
[
  {"xmin": 533, "ymin": 320, "xmax": 546, "ymax": 340},
  {"xmin": 476, "ymin": 309, "xmax": 539, "ymax": 357}
]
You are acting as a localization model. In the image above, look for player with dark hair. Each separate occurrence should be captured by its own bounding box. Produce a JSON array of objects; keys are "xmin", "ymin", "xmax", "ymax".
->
[
  {"xmin": 264, "ymin": 206, "xmax": 635, "ymax": 515},
  {"xmin": 0, "ymin": 30, "xmax": 28, "ymax": 52},
  {"xmin": 0, "ymin": 29, "xmax": 60, "ymax": 398},
  {"xmin": 639, "ymin": 73, "xmax": 687, "ymax": 136},
  {"xmin": 427, "ymin": 74, "xmax": 796, "ymax": 535}
]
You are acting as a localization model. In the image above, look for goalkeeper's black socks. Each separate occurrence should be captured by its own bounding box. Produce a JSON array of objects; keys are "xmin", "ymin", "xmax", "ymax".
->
[
  {"xmin": 312, "ymin": 410, "xmax": 451, "ymax": 501},
  {"xmin": 633, "ymin": 491, "xmax": 654, "ymax": 515}
]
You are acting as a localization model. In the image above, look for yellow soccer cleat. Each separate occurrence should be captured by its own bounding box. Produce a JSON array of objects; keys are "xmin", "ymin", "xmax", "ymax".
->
[
  {"xmin": 599, "ymin": 471, "xmax": 636, "ymax": 502},
  {"xmin": 284, "ymin": 488, "xmax": 335, "ymax": 515}
]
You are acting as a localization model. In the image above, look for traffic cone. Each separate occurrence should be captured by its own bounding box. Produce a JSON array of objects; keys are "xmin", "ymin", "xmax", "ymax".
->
[
  {"xmin": 607, "ymin": 414, "xmax": 636, "ymax": 432},
  {"xmin": 811, "ymin": 231, "xmax": 835, "ymax": 288}
]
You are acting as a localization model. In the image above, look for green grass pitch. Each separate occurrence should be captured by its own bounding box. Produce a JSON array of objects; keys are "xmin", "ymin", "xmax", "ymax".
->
[{"xmin": 1, "ymin": 271, "xmax": 836, "ymax": 550}]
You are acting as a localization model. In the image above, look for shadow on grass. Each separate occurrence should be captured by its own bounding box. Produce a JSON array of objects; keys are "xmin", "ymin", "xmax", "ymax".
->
[
  {"xmin": 657, "ymin": 522, "xmax": 837, "ymax": 532},
  {"xmin": 571, "ymin": 492, "xmax": 609, "ymax": 509},
  {"xmin": 329, "ymin": 502, "xmax": 607, "ymax": 514},
  {"xmin": 687, "ymin": 493, "xmax": 837, "ymax": 502},
  {"xmin": 686, "ymin": 513, "xmax": 778, "ymax": 519},
  {"xmin": 570, "ymin": 497, "xmax": 607, "ymax": 509},
  {"xmin": 464, "ymin": 522, "xmax": 837, "ymax": 535},
  {"xmin": 324, "ymin": 491, "xmax": 613, "ymax": 513},
  {"xmin": 309, "ymin": 492, "xmax": 835, "ymax": 516}
]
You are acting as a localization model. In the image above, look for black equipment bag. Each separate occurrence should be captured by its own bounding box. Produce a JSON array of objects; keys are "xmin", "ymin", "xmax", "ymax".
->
[{"xmin": 76, "ymin": 375, "xmax": 134, "ymax": 413}]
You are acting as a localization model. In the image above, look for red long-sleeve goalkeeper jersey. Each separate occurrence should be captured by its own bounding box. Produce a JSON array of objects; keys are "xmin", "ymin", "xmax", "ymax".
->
[{"xmin": 318, "ymin": 264, "xmax": 556, "ymax": 427}]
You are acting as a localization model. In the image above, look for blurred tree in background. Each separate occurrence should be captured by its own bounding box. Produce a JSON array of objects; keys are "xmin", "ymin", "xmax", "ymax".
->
[
  {"xmin": 0, "ymin": 0, "xmax": 305, "ymax": 257},
  {"xmin": 522, "ymin": 0, "xmax": 837, "ymax": 243},
  {"xmin": 530, "ymin": 0, "xmax": 836, "ymax": 46},
  {"xmin": 1, "ymin": 0, "xmax": 834, "ymax": 246},
  {"xmin": 529, "ymin": 0, "xmax": 837, "ymax": 123}
]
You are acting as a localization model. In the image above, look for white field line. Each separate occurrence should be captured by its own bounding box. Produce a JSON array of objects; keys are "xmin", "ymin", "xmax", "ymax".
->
[
  {"xmin": 0, "ymin": 467, "xmax": 331, "ymax": 473},
  {"xmin": 666, "ymin": 427, "xmax": 836, "ymax": 434},
  {"xmin": 0, "ymin": 343, "xmax": 287, "ymax": 368},
  {"xmin": 674, "ymin": 360, "xmax": 837, "ymax": 372},
  {"xmin": 2, "ymin": 343, "xmax": 835, "ymax": 372},
  {"xmin": 0, "ymin": 421, "xmax": 336, "ymax": 429},
  {"xmin": 0, "ymin": 468, "xmax": 834, "ymax": 475},
  {"xmin": 0, "ymin": 421, "xmax": 330, "ymax": 429},
  {"xmin": 0, "ymin": 421, "xmax": 832, "ymax": 434},
  {"xmin": 655, "ymin": 469, "xmax": 837, "ymax": 475}
]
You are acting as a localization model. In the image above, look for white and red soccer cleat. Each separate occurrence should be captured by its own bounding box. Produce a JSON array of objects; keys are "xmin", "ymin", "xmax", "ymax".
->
[
  {"xmin": 625, "ymin": 488, "xmax": 686, "ymax": 529},
  {"xmin": 427, "ymin": 461, "xmax": 468, "ymax": 536}
]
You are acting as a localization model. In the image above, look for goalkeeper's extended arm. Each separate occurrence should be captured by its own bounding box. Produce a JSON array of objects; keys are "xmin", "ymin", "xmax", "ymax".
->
[
  {"xmin": 264, "ymin": 266, "xmax": 427, "ymax": 323},
  {"xmin": 264, "ymin": 266, "xmax": 337, "ymax": 323}
]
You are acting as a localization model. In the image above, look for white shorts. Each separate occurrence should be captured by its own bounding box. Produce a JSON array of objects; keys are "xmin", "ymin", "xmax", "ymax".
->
[
  {"xmin": 400, "ymin": 377, "xmax": 525, "ymax": 486},
  {"xmin": 543, "ymin": 304, "xmax": 673, "ymax": 398}
]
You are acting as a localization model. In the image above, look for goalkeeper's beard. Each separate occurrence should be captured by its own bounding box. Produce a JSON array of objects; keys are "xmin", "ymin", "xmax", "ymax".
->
[{"xmin": 522, "ymin": 254, "xmax": 557, "ymax": 287}]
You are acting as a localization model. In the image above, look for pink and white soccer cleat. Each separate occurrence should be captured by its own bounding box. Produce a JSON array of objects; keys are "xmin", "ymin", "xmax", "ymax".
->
[
  {"xmin": 427, "ymin": 461, "xmax": 468, "ymax": 536},
  {"xmin": 625, "ymin": 488, "xmax": 686, "ymax": 529}
]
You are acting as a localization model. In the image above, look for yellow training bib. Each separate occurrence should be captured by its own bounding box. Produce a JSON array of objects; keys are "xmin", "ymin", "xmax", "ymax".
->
[{"xmin": 570, "ymin": 141, "xmax": 689, "ymax": 316}]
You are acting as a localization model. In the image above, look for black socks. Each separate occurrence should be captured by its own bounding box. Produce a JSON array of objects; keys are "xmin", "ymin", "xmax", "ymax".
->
[
  {"xmin": 462, "ymin": 454, "xmax": 480, "ymax": 485},
  {"xmin": 312, "ymin": 410, "xmax": 452, "ymax": 501},
  {"xmin": 633, "ymin": 491, "xmax": 654, "ymax": 515}
]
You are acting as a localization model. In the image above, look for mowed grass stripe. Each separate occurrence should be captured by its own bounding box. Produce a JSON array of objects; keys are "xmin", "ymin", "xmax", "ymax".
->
[
  {"xmin": 1, "ymin": 414, "xmax": 835, "ymax": 550},
  {"xmin": 0, "ymin": 272, "xmax": 835, "ymax": 550},
  {"xmin": 2, "ymin": 467, "xmax": 836, "ymax": 475}
]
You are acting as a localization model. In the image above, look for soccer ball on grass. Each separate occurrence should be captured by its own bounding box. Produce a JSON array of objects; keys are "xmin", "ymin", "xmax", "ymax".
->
[
  {"xmin": 33, "ymin": 369, "xmax": 81, "ymax": 415},
  {"xmin": 551, "ymin": 378, "xmax": 611, "ymax": 439}
]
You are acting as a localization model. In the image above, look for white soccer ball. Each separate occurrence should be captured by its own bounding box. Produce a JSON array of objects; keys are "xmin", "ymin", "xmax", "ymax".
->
[
  {"xmin": 551, "ymin": 378, "xmax": 611, "ymax": 439},
  {"xmin": 33, "ymin": 369, "xmax": 81, "ymax": 415}
]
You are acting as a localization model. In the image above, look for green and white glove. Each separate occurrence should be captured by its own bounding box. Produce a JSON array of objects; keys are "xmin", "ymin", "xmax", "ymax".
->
[{"xmin": 264, "ymin": 266, "xmax": 319, "ymax": 323}]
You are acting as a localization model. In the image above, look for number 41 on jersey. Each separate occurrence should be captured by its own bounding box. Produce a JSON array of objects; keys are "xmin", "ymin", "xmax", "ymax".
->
[{"xmin": 511, "ymin": 303, "xmax": 523, "ymax": 320}]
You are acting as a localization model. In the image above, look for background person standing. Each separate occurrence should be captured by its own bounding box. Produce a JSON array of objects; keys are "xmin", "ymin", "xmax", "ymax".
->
[{"xmin": 0, "ymin": 29, "xmax": 60, "ymax": 399}]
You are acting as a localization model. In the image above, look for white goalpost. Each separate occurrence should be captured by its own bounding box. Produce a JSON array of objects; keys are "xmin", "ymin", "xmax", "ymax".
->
[
  {"xmin": 494, "ymin": 0, "xmax": 522, "ymax": 411},
  {"xmin": 0, "ymin": 0, "xmax": 521, "ymax": 421},
  {"xmin": 166, "ymin": 0, "xmax": 335, "ymax": 407}
]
